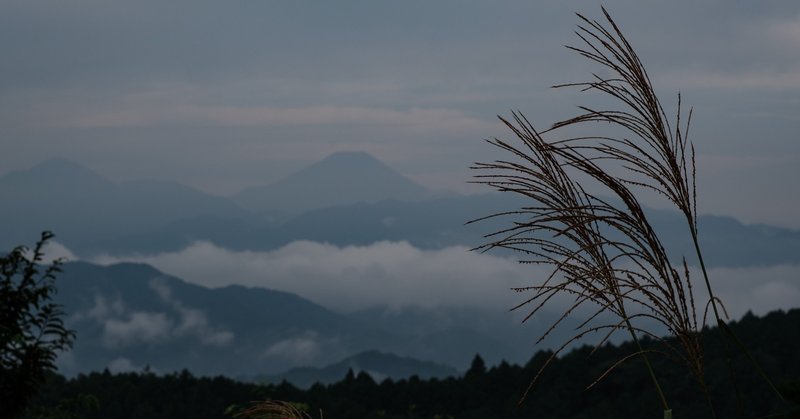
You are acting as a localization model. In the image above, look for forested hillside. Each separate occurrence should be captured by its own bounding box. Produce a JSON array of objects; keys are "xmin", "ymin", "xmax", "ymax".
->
[{"xmin": 29, "ymin": 309, "xmax": 800, "ymax": 418}]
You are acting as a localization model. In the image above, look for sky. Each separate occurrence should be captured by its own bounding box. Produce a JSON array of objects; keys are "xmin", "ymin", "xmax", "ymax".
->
[{"xmin": 2, "ymin": 0, "xmax": 800, "ymax": 228}]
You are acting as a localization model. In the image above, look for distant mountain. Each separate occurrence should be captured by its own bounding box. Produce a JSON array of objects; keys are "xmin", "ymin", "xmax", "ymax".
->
[
  {"xmin": 270, "ymin": 196, "xmax": 800, "ymax": 267},
  {"xmin": 110, "ymin": 193, "xmax": 800, "ymax": 268},
  {"xmin": 233, "ymin": 151, "xmax": 431, "ymax": 213},
  {"xmin": 56, "ymin": 261, "xmax": 362, "ymax": 377},
  {"xmin": 260, "ymin": 350, "xmax": 458, "ymax": 388},
  {"xmin": 2, "ymin": 158, "xmax": 114, "ymax": 192},
  {"xmin": 54, "ymin": 261, "xmax": 533, "ymax": 378},
  {"xmin": 0, "ymin": 158, "xmax": 248, "ymax": 255},
  {"xmin": 4, "ymin": 156, "xmax": 800, "ymax": 268}
]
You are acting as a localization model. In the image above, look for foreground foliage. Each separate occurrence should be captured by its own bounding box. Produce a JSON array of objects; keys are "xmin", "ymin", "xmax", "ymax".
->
[
  {"xmin": 28, "ymin": 309, "xmax": 800, "ymax": 418},
  {"xmin": 1, "ymin": 232, "xmax": 75, "ymax": 418}
]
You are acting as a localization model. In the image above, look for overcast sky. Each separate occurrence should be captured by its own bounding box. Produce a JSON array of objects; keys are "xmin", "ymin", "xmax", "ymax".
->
[{"xmin": 3, "ymin": 1, "xmax": 800, "ymax": 228}]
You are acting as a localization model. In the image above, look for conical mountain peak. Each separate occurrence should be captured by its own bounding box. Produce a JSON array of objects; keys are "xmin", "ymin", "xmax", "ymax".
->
[
  {"xmin": 318, "ymin": 150, "xmax": 379, "ymax": 164},
  {"xmin": 290, "ymin": 151, "xmax": 401, "ymax": 181},
  {"xmin": 235, "ymin": 151, "xmax": 429, "ymax": 213}
]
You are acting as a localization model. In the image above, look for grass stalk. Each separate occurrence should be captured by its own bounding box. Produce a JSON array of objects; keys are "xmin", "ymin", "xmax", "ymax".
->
[
  {"xmin": 474, "ymin": 6, "xmax": 787, "ymax": 416},
  {"xmin": 468, "ymin": 6, "xmax": 789, "ymax": 417},
  {"xmin": 690, "ymin": 229, "xmax": 786, "ymax": 411},
  {"xmin": 624, "ymin": 316, "xmax": 670, "ymax": 411}
]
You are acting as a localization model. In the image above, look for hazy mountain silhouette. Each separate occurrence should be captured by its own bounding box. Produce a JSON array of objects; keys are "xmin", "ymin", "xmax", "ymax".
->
[
  {"xmin": 259, "ymin": 350, "xmax": 458, "ymax": 389},
  {"xmin": 56, "ymin": 261, "xmax": 385, "ymax": 377},
  {"xmin": 2, "ymin": 158, "xmax": 115, "ymax": 191},
  {"xmin": 54, "ymin": 261, "xmax": 533, "ymax": 379},
  {"xmin": 115, "ymin": 193, "xmax": 800, "ymax": 268},
  {"xmin": 0, "ymin": 158, "xmax": 247, "ymax": 254},
  {"xmin": 233, "ymin": 151, "xmax": 431, "ymax": 213},
  {"xmin": 3, "ymin": 156, "xmax": 800, "ymax": 267}
]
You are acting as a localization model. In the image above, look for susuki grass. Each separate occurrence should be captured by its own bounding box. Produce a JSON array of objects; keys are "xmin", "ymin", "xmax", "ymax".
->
[
  {"xmin": 232, "ymin": 400, "xmax": 322, "ymax": 419},
  {"xmin": 470, "ymin": 7, "xmax": 782, "ymax": 417}
]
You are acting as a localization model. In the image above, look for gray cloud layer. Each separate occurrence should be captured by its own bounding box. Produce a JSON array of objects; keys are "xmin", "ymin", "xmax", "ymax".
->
[
  {"xmin": 72, "ymin": 280, "xmax": 234, "ymax": 348},
  {"xmin": 94, "ymin": 240, "xmax": 800, "ymax": 319},
  {"xmin": 96, "ymin": 240, "xmax": 537, "ymax": 311}
]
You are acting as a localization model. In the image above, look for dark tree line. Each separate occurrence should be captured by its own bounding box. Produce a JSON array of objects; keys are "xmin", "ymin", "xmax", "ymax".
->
[{"xmin": 27, "ymin": 309, "xmax": 800, "ymax": 419}]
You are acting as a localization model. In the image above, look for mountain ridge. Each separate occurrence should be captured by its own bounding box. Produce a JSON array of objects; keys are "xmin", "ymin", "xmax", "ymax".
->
[
  {"xmin": 53, "ymin": 260, "xmax": 533, "ymax": 380},
  {"xmin": 258, "ymin": 349, "xmax": 459, "ymax": 389},
  {"xmin": 233, "ymin": 151, "xmax": 431, "ymax": 213},
  {"xmin": 3, "ymin": 155, "xmax": 800, "ymax": 268}
]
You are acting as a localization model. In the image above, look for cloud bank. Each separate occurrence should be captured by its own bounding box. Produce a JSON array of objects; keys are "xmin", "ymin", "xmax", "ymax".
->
[
  {"xmin": 96, "ymin": 241, "xmax": 539, "ymax": 312},
  {"xmin": 72, "ymin": 281, "xmax": 234, "ymax": 348},
  {"xmin": 94, "ymin": 241, "xmax": 800, "ymax": 318}
]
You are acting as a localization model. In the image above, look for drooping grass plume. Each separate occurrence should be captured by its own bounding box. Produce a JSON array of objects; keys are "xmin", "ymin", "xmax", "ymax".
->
[
  {"xmin": 232, "ymin": 400, "xmax": 321, "ymax": 419},
  {"xmin": 471, "ymin": 111, "xmax": 702, "ymax": 415},
  {"xmin": 470, "ymin": 7, "xmax": 782, "ymax": 417}
]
